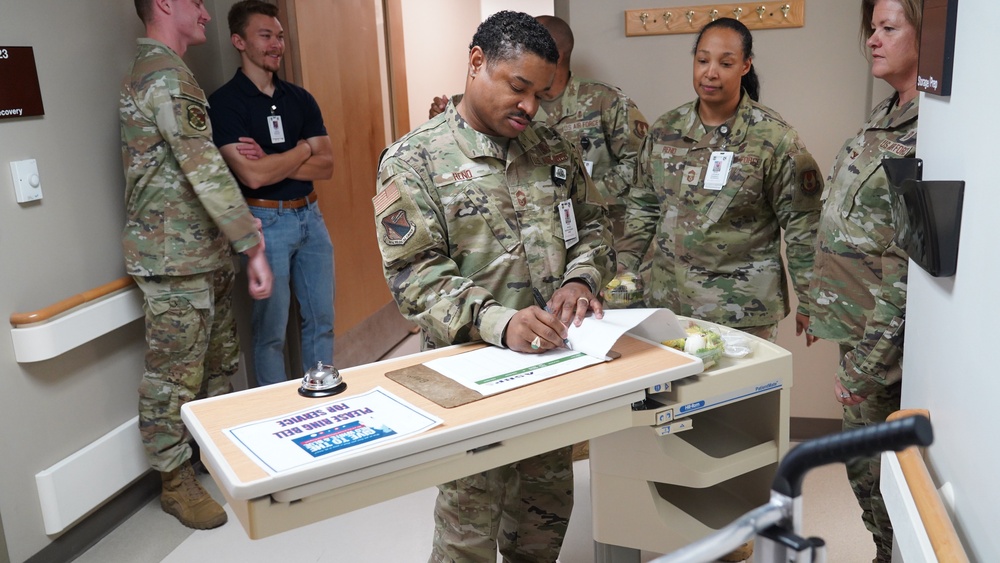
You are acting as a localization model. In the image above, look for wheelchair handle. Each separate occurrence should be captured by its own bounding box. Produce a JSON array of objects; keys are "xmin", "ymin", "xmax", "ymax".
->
[{"xmin": 772, "ymin": 414, "xmax": 933, "ymax": 498}]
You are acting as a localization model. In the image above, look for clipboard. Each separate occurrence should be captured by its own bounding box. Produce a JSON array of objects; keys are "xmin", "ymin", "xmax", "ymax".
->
[
  {"xmin": 386, "ymin": 350, "xmax": 621, "ymax": 408},
  {"xmin": 386, "ymin": 308, "xmax": 684, "ymax": 408}
]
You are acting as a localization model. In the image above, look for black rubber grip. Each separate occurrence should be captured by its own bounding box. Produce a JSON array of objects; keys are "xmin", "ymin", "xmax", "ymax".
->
[{"xmin": 772, "ymin": 414, "xmax": 933, "ymax": 497}]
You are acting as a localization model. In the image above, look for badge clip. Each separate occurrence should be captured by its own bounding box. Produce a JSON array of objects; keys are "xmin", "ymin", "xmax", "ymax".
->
[{"xmin": 552, "ymin": 165, "xmax": 567, "ymax": 186}]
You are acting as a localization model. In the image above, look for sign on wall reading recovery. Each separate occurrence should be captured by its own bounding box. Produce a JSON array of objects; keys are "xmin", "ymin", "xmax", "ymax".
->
[{"xmin": 0, "ymin": 46, "xmax": 45, "ymax": 120}]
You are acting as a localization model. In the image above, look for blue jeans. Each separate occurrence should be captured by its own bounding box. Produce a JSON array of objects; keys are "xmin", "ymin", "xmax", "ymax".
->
[{"xmin": 249, "ymin": 200, "xmax": 335, "ymax": 386}]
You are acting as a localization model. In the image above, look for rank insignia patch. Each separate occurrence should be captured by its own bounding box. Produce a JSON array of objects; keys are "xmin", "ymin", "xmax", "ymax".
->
[
  {"xmin": 381, "ymin": 209, "xmax": 415, "ymax": 245},
  {"xmin": 515, "ymin": 189, "xmax": 527, "ymax": 207},
  {"xmin": 187, "ymin": 104, "xmax": 208, "ymax": 131},
  {"xmin": 682, "ymin": 165, "xmax": 702, "ymax": 185}
]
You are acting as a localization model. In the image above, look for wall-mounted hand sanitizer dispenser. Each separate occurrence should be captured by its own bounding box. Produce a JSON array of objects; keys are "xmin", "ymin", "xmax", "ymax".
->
[{"xmin": 882, "ymin": 157, "xmax": 965, "ymax": 277}]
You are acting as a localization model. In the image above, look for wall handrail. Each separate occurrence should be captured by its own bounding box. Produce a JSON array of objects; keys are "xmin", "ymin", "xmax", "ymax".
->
[
  {"xmin": 10, "ymin": 276, "xmax": 144, "ymax": 362},
  {"xmin": 10, "ymin": 276, "xmax": 135, "ymax": 327},
  {"xmin": 886, "ymin": 409, "xmax": 969, "ymax": 563}
]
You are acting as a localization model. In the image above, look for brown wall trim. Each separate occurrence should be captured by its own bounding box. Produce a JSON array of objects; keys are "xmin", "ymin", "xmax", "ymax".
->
[{"xmin": 383, "ymin": 0, "xmax": 410, "ymax": 140}]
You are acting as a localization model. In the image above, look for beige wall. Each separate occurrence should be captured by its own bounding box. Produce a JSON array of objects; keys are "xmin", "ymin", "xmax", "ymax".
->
[
  {"xmin": 0, "ymin": 3, "xmax": 145, "ymax": 560},
  {"xmin": 564, "ymin": 1, "xmax": 877, "ymax": 420},
  {"xmin": 481, "ymin": 0, "xmax": 553, "ymax": 18},
  {"xmin": 401, "ymin": 0, "xmax": 554, "ymax": 133},
  {"xmin": 401, "ymin": 0, "xmax": 481, "ymax": 132},
  {"xmin": 0, "ymin": 1, "xmax": 242, "ymax": 560}
]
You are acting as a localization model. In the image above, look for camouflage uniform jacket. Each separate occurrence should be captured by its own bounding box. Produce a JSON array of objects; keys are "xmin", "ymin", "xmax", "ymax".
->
[
  {"xmin": 120, "ymin": 39, "xmax": 260, "ymax": 276},
  {"xmin": 374, "ymin": 103, "xmax": 614, "ymax": 350},
  {"xmin": 809, "ymin": 94, "xmax": 918, "ymax": 397},
  {"xmin": 617, "ymin": 94, "xmax": 823, "ymax": 327},
  {"xmin": 536, "ymin": 74, "xmax": 648, "ymax": 205}
]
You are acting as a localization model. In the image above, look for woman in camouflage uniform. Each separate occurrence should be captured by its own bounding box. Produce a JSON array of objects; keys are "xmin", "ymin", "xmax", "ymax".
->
[
  {"xmin": 618, "ymin": 18, "xmax": 824, "ymax": 561},
  {"xmin": 808, "ymin": 1, "xmax": 922, "ymax": 561},
  {"xmin": 618, "ymin": 18, "xmax": 822, "ymax": 344}
]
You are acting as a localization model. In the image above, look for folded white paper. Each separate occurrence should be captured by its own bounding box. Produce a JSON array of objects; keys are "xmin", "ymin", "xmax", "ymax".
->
[{"xmin": 423, "ymin": 308, "xmax": 686, "ymax": 396}]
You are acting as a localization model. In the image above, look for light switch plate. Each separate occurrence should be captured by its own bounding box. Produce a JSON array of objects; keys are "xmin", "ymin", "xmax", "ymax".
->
[{"xmin": 11, "ymin": 159, "xmax": 42, "ymax": 203}]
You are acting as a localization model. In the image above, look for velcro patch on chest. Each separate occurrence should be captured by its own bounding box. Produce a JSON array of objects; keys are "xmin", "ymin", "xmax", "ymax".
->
[
  {"xmin": 529, "ymin": 151, "xmax": 570, "ymax": 167},
  {"xmin": 682, "ymin": 165, "xmax": 702, "ymax": 185},
  {"xmin": 433, "ymin": 164, "xmax": 493, "ymax": 188},
  {"xmin": 879, "ymin": 139, "xmax": 911, "ymax": 157},
  {"xmin": 561, "ymin": 118, "xmax": 601, "ymax": 132},
  {"xmin": 661, "ymin": 145, "xmax": 688, "ymax": 158}
]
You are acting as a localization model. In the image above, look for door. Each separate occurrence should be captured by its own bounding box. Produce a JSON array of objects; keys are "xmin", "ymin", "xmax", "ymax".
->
[{"xmin": 278, "ymin": 0, "xmax": 412, "ymax": 368}]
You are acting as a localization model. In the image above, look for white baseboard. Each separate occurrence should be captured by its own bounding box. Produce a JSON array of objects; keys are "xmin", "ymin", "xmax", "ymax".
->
[{"xmin": 35, "ymin": 416, "xmax": 149, "ymax": 535}]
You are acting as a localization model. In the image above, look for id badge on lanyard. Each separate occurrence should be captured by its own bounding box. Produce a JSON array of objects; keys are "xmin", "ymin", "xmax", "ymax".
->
[
  {"xmin": 558, "ymin": 200, "xmax": 579, "ymax": 248},
  {"xmin": 704, "ymin": 150, "xmax": 734, "ymax": 190},
  {"xmin": 267, "ymin": 104, "xmax": 285, "ymax": 144}
]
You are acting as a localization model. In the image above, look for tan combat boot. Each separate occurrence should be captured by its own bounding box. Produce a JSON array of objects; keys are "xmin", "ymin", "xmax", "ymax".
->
[
  {"xmin": 719, "ymin": 539, "xmax": 754, "ymax": 562},
  {"xmin": 160, "ymin": 460, "xmax": 228, "ymax": 529}
]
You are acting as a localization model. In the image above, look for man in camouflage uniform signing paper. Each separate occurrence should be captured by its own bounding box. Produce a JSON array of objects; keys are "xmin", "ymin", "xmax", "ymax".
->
[
  {"xmin": 374, "ymin": 11, "xmax": 613, "ymax": 562},
  {"xmin": 120, "ymin": 0, "xmax": 272, "ymax": 530}
]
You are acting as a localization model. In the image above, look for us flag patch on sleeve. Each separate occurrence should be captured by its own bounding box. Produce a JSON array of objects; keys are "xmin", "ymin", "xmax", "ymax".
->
[{"xmin": 373, "ymin": 181, "xmax": 401, "ymax": 215}]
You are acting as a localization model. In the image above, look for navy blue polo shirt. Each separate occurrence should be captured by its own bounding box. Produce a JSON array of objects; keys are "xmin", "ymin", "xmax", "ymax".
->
[{"xmin": 208, "ymin": 69, "xmax": 327, "ymax": 200}]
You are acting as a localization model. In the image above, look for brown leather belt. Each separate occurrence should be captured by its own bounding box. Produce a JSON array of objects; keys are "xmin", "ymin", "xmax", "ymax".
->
[{"xmin": 245, "ymin": 192, "xmax": 317, "ymax": 210}]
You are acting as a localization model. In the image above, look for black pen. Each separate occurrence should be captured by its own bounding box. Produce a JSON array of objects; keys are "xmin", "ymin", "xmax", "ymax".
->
[{"xmin": 531, "ymin": 287, "xmax": 573, "ymax": 350}]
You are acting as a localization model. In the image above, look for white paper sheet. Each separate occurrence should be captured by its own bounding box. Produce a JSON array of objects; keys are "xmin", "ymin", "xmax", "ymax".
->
[
  {"xmin": 223, "ymin": 387, "xmax": 442, "ymax": 475},
  {"xmin": 423, "ymin": 308, "xmax": 686, "ymax": 396},
  {"xmin": 566, "ymin": 308, "xmax": 686, "ymax": 358}
]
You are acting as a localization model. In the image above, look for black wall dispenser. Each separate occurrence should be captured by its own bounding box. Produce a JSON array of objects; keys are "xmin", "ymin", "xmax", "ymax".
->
[{"xmin": 882, "ymin": 157, "xmax": 965, "ymax": 277}]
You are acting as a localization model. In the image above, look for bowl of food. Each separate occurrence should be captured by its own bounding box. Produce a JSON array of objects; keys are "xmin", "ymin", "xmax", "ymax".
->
[
  {"xmin": 662, "ymin": 323, "xmax": 724, "ymax": 368},
  {"xmin": 603, "ymin": 271, "xmax": 644, "ymax": 309}
]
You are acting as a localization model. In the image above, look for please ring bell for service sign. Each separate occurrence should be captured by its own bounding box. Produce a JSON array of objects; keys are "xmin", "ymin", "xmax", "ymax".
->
[{"xmin": 298, "ymin": 361, "xmax": 346, "ymax": 398}]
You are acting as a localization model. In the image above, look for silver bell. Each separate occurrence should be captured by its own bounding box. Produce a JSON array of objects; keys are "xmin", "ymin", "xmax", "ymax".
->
[{"xmin": 298, "ymin": 361, "xmax": 346, "ymax": 398}]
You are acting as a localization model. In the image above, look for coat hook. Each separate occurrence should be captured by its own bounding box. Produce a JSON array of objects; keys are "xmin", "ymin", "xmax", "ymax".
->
[
  {"xmin": 710, "ymin": 9, "xmax": 719, "ymax": 21},
  {"xmin": 732, "ymin": 7, "xmax": 743, "ymax": 20},
  {"xmin": 664, "ymin": 11, "xmax": 672, "ymax": 27},
  {"xmin": 781, "ymin": 4, "xmax": 791, "ymax": 19},
  {"xmin": 686, "ymin": 10, "xmax": 695, "ymax": 25},
  {"xmin": 756, "ymin": 5, "xmax": 766, "ymax": 20},
  {"xmin": 640, "ymin": 12, "xmax": 649, "ymax": 29}
]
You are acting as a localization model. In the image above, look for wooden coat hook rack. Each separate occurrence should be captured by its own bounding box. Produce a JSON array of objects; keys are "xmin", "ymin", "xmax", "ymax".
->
[{"xmin": 625, "ymin": 0, "xmax": 805, "ymax": 36}]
